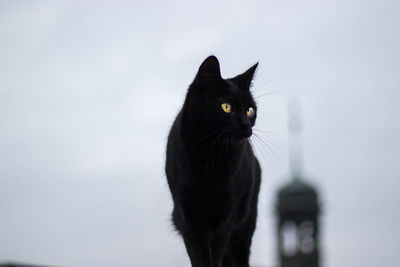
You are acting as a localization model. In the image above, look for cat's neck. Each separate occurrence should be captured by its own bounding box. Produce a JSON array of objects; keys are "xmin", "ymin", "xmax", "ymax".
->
[{"xmin": 182, "ymin": 129, "xmax": 247, "ymax": 167}]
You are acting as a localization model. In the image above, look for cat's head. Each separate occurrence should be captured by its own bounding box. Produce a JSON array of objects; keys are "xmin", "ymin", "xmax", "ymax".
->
[{"xmin": 183, "ymin": 56, "xmax": 258, "ymax": 140}]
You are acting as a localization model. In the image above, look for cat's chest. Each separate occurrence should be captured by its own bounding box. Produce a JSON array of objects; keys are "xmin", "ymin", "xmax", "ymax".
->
[
  {"xmin": 185, "ymin": 145, "xmax": 244, "ymax": 173},
  {"xmin": 180, "ymin": 169, "xmax": 250, "ymax": 225},
  {"xmin": 182, "ymin": 148, "xmax": 248, "ymax": 189},
  {"xmin": 183, "ymin": 162, "xmax": 248, "ymax": 204}
]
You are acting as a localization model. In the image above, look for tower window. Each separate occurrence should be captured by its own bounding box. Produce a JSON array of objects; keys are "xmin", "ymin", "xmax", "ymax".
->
[
  {"xmin": 299, "ymin": 220, "xmax": 315, "ymax": 254},
  {"xmin": 282, "ymin": 221, "xmax": 297, "ymax": 256}
]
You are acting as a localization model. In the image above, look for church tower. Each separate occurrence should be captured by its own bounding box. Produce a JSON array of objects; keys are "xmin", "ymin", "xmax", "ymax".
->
[{"xmin": 275, "ymin": 98, "xmax": 321, "ymax": 267}]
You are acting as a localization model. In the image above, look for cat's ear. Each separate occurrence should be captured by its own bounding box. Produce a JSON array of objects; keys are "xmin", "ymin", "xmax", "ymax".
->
[
  {"xmin": 232, "ymin": 63, "xmax": 259, "ymax": 90},
  {"xmin": 195, "ymin": 55, "xmax": 222, "ymax": 82}
]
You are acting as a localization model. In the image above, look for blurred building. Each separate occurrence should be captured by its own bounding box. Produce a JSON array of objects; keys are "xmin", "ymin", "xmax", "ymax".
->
[{"xmin": 274, "ymin": 98, "xmax": 322, "ymax": 267}]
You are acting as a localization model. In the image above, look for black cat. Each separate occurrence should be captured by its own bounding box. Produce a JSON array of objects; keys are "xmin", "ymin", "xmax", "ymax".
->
[{"xmin": 165, "ymin": 56, "xmax": 261, "ymax": 267}]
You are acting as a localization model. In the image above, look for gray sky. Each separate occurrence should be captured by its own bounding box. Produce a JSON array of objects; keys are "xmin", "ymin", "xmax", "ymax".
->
[{"xmin": 0, "ymin": 1, "xmax": 399, "ymax": 266}]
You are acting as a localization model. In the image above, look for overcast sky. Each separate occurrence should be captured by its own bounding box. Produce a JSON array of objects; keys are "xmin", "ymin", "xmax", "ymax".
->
[{"xmin": 0, "ymin": 1, "xmax": 399, "ymax": 267}]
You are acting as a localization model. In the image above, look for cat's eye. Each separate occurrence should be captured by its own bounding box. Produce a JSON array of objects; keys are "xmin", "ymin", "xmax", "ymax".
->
[
  {"xmin": 247, "ymin": 107, "xmax": 254, "ymax": 117},
  {"xmin": 221, "ymin": 103, "xmax": 232, "ymax": 113}
]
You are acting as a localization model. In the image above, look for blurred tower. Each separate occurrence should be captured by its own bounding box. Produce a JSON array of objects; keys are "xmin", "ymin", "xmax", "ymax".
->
[{"xmin": 275, "ymin": 98, "xmax": 321, "ymax": 267}]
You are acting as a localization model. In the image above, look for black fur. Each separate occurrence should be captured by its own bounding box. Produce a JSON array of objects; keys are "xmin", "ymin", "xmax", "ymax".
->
[{"xmin": 165, "ymin": 56, "xmax": 261, "ymax": 267}]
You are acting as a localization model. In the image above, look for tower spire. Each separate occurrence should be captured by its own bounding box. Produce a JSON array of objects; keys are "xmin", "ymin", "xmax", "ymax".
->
[
  {"xmin": 288, "ymin": 94, "xmax": 303, "ymax": 180},
  {"xmin": 275, "ymin": 90, "xmax": 321, "ymax": 267}
]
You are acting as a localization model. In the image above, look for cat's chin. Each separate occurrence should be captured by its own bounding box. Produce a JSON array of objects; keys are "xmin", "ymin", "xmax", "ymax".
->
[
  {"xmin": 233, "ymin": 131, "xmax": 252, "ymax": 142},
  {"xmin": 237, "ymin": 128, "xmax": 252, "ymax": 139}
]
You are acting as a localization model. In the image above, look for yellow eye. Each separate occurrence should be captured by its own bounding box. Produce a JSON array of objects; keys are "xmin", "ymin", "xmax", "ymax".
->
[
  {"xmin": 221, "ymin": 103, "xmax": 232, "ymax": 113},
  {"xmin": 247, "ymin": 107, "xmax": 254, "ymax": 117}
]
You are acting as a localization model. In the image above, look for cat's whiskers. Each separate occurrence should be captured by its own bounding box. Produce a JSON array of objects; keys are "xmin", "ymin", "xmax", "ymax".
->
[
  {"xmin": 250, "ymin": 131, "xmax": 279, "ymax": 164},
  {"xmin": 249, "ymin": 135, "xmax": 269, "ymax": 163},
  {"xmin": 183, "ymin": 128, "xmax": 226, "ymax": 157},
  {"xmin": 253, "ymin": 128, "xmax": 279, "ymax": 148},
  {"xmin": 210, "ymin": 129, "xmax": 229, "ymax": 157},
  {"xmin": 247, "ymin": 137, "xmax": 265, "ymax": 159},
  {"xmin": 221, "ymin": 136, "xmax": 232, "ymax": 158},
  {"xmin": 254, "ymin": 133, "xmax": 277, "ymax": 159},
  {"xmin": 254, "ymin": 91, "xmax": 281, "ymax": 100},
  {"xmin": 253, "ymin": 128, "xmax": 277, "ymax": 136},
  {"xmin": 252, "ymin": 75, "xmax": 281, "ymax": 94}
]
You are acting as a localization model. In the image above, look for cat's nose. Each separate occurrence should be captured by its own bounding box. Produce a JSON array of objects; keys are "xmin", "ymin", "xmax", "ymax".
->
[
  {"xmin": 239, "ymin": 120, "xmax": 252, "ymax": 137},
  {"xmin": 240, "ymin": 120, "xmax": 251, "ymax": 129}
]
